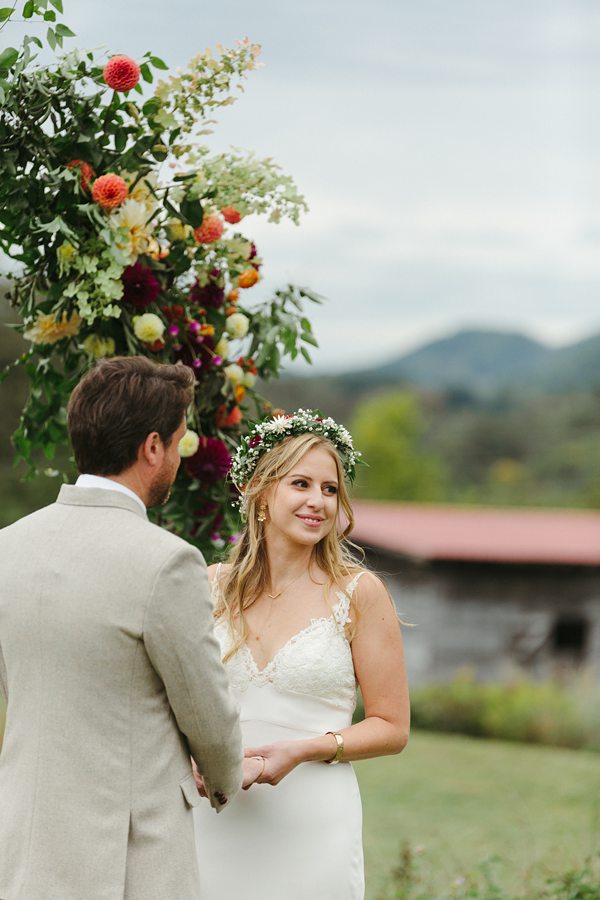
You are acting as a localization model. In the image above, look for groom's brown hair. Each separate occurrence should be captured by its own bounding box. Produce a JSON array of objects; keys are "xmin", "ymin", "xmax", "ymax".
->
[{"xmin": 67, "ymin": 356, "xmax": 195, "ymax": 475}]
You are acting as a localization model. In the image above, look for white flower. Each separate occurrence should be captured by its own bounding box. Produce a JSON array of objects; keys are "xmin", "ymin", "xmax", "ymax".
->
[
  {"xmin": 133, "ymin": 313, "xmax": 165, "ymax": 343},
  {"xmin": 225, "ymin": 312, "xmax": 250, "ymax": 339},
  {"xmin": 267, "ymin": 415, "xmax": 290, "ymax": 433},
  {"xmin": 224, "ymin": 363, "xmax": 244, "ymax": 385},
  {"xmin": 178, "ymin": 429, "xmax": 200, "ymax": 457},
  {"xmin": 215, "ymin": 336, "xmax": 230, "ymax": 358},
  {"xmin": 243, "ymin": 371, "xmax": 257, "ymax": 388},
  {"xmin": 129, "ymin": 172, "xmax": 159, "ymax": 211},
  {"xmin": 110, "ymin": 199, "xmax": 155, "ymax": 258}
]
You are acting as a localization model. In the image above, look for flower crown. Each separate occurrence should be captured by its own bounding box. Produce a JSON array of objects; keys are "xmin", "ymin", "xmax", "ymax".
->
[{"xmin": 230, "ymin": 408, "xmax": 362, "ymax": 492}]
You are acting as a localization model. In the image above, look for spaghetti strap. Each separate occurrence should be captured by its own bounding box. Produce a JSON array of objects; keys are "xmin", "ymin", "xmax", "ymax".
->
[{"xmin": 332, "ymin": 571, "xmax": 367, "ymax": 626}]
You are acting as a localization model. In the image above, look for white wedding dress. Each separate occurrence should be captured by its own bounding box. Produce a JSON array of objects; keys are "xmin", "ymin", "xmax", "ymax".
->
[{"xmin": 193, "ymin": 572, "xmax": 365, "ymax": 899}]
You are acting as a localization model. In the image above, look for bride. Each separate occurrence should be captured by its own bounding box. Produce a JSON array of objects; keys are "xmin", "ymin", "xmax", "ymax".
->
[{"xmin": 193, "ymin": 410, "xmax": 410, "ymax": 899}]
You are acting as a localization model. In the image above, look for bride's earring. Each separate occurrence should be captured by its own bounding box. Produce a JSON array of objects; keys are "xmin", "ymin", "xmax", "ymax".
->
[{"xmin": 257, "ymin": 501, "xmax": 267, "ymax": 523}]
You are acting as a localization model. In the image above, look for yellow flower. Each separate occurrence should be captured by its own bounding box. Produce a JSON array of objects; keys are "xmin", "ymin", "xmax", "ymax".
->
[
  {"xmin": 215, "ymin": 336, "xmax": 230, "ymax": 358},
  {"xmin": 82, "ymin": 334, "xmax": 116, "ymax": 358},
  {"xmin": 133, "ymin": 313, "xmax": 165, "ymax": 343},
  {"xmin": 24, "ymin": 311, "xmax": 81, "ymax": 345},
  {"xmin": 200, "ymin": 323, "xmax": 215, "ymax": 336},
  {"xmin": 242, "ymin": 371, "xmax": 257, "ymax": 388},
  {"xmin": 57, "ymin": 242, "xmax": 76, "ymax": 274},
  {"xmin": 178, "ymin": 429, "xmax": 200, "ymax": 458},
  {"xmin": 166, "ymin": 220, "xmax": 193, "ymax": 242}
]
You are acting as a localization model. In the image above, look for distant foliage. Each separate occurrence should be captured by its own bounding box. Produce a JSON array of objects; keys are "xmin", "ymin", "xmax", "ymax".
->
[
  {"xmin": 409, "ymin": 671, "xmax": 600, "ymax": 751},
  {"xmin": 350, "ymin": 390, "xmax": 445, "ymax": 502}
]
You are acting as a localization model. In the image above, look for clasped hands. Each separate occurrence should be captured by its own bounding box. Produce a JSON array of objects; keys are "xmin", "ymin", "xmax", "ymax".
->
[{"xmin": 192, "ymin": 740, "xmax": 301, "ymax": 797}]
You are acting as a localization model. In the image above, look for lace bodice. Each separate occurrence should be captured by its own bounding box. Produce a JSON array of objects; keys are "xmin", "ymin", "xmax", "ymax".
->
[{"xmin": 212, "ymin": 573, "xmax": 364, "ymax": 708}]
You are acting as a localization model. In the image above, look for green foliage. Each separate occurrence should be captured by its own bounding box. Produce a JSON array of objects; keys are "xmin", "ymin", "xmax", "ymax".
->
[
  {"xmin": 350, "ymin": 390, "xmax": 445, "ymax": 501},
  {"xmin": 409, "ymin": 671, "xmax": 600, "ymax": 750},
  {"xmin": 0, "ymin": 6, "xmax": 320, "ymax": 557},
  {"xmin": 378, "ymin": 846, "xmax": 600, "ymax": 899}
]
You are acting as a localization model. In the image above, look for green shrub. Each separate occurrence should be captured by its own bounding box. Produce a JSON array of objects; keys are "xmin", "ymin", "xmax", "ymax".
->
[{"xmin": 410, "ymin": 671, "xmax": 600, "ymax": 751}]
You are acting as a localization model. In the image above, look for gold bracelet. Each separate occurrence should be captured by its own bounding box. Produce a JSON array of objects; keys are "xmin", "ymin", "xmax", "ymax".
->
[{"xmin": 324, "ymin": 731, "xmax": 344, "ymax": 765}]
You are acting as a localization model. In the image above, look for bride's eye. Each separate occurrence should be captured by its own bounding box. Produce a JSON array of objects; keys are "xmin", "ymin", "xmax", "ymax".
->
[
  {"xmin": 324, "ymin": 485, "xmax": 338, "ymax": 495},
  {"xmin": 292, "ymin": 479, "xmax": 308, "ymax": 488}
]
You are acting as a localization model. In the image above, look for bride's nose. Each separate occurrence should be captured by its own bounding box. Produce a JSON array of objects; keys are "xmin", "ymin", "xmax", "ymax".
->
[{"xmin": 305, "ymin": 487, "xmax": 324, "ymax": 510}]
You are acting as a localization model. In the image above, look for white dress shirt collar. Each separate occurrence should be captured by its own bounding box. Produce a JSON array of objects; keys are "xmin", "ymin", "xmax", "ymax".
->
[{"xmin": 75, "ymin": 474, "xmax": 146, "ymax": 512}]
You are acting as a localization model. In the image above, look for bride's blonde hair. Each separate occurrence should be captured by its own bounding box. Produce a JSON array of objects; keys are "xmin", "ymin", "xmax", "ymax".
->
[{"xmin": 215, "ymin": 433, "xmax": 363, "ymax": 661}]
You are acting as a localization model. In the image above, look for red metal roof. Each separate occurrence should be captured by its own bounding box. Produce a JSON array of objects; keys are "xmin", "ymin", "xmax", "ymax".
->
[{"xmin": 350, "ymin": 501, "xmax": 600, "ymax": 566}]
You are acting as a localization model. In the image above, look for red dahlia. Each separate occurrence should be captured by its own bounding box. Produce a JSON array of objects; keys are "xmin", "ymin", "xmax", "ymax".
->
[
  {"xmin": 185, "ymin": 437, "xmax": 232, "ymax": 484},
  {"xmin": 221, "ymin": 206, "xmax": 242, "ymax": 224},
  {"xmin": 121, "ymin": 263, "xmax": 161, "ymax": 309},
  {"xmin": 67, "ymin": 159, "xmax": 95, "ymax": 193},
  {"xmin": 103, "ymin": 55, "xmax": 141, "ymax": 92}
]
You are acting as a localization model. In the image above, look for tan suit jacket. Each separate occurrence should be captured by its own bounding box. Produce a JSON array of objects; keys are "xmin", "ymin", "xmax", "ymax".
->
[{"xmin": 0, "ymin": 485, "xmax": 242, "ymax": 900}]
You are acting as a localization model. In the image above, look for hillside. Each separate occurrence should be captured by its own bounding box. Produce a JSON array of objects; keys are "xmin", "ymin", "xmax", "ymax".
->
[
  {"xmin": 370, "ymin": 329, "xmax": 551, "ymax": 391},
  {"xmin": 264, "ymin": 328, "xmax": 600, "ymax": 411}
]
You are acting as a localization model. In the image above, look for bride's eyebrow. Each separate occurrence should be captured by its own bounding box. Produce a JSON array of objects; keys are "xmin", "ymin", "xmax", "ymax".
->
[{"xmin": 289, "ymin": 472, "xmax": 339, "ymax": 485}]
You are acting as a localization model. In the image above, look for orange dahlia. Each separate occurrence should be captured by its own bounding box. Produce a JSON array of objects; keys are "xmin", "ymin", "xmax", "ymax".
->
[
  {"xmin": 67, "ymin": 159, "xmax": 95, "ymax": 193},
  {"xmin": 193, "ymin": 214, "xmax": 224, "ymax": 244},
  {"xmin": 238, "ymin": 268, "xmax": 260, "ymax": 289},
  {"xmin": 103, "ymin": 55, "xmax": 141, "ymax": 92},
  {"xmin": 227, "ymin": 289, "xmax": 239, "ymax": 303},
  {"xmin": 92, "ymin": 174, "xmax": 128, "ymax": 210},
  {"xmin": 221, "ymin": 206, "xmax": 242, "ymax": 224},
  {"xmin": 216, "ymin": 404, "xmax": 242, "ymax": 428}
]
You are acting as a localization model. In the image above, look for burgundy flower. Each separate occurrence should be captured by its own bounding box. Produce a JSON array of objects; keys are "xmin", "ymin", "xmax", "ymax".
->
[
  {"xmin": 248, "ymin": 243, "xmax": 261, "ymax": 270},
  {"xmin": 249, "ymin": 434, "xmax": 262, "ymax": 448},
  {"xmin": 121, "ymin": 263, "xmax": 160, "ymax": 309},
  {"xmin": 189, "ymin": 279, "xmax": 225, "ymax": 310},
  {"xmin": 191, "ymin": 500, "xmax": 224, "ymax": 537},
  {"xmin": 185, "ymin": 437, "xmax": 232, "ymax": 484}
]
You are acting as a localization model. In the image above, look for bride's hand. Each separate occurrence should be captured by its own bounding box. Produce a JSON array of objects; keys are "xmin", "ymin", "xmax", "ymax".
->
[
  {"xmin": 241, "ymin": 755, "xmax": 266, "ymax": 790},
  {"xmin": 244, "ymin": 741, "xmax": 302, "ymax": 786},
  {"xmin": 191, "ymin": 758, "xmax": 207, "ymax": 798}
]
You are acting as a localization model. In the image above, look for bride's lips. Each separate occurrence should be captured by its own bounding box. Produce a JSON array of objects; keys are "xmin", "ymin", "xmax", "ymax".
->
[{"xmin": 296, "ymin": 514, "xmax": 324, "ymax": 527}]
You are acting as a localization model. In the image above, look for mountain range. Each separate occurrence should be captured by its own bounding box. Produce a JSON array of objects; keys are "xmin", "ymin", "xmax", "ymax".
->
[{"xmin": 338, "ymin": 329, "xmax": 600, "ymax": 394}]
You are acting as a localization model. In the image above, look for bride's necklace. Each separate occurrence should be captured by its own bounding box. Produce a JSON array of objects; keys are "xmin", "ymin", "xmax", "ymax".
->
[{"xmin": 266, "ymin": 569, "xmax": 306, "ymax": 599}]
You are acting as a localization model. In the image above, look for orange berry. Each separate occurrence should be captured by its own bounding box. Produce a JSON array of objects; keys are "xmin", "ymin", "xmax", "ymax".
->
[{"xmin": 238, "ymin": 268, "xmax": 260, "ymax": 289}]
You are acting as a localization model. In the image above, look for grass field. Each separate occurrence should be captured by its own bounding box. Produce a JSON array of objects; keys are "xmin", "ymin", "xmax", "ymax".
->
[{"xmin": 356, "ymin": 730, "xmax": 600, "ymax": 899}]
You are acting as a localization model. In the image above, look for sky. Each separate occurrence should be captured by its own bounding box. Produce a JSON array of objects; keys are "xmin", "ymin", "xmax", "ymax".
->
[{"xmin": 8, "ymin": 0, "xmax": 600, "ymax": 372}]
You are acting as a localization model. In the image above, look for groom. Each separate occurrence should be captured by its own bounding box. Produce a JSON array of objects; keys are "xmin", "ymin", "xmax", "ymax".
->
[{"xmin": 0, "ymin": 356, "xmax": 242, "ymax": 900}]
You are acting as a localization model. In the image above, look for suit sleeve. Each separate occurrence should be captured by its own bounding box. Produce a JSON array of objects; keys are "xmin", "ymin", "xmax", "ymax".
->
[
  {"xmin": 0, "ymin": 641, "xmax": 7, "ymax": 702},
  {"xmin": 143, "ymin": 545, "xmax": 243, "ymax": 812}
]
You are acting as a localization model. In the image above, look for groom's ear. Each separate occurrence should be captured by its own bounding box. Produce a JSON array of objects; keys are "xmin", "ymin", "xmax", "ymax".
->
[{"xmin": 140, "ymin": 430, "xmax": 164, "ymax": 468}]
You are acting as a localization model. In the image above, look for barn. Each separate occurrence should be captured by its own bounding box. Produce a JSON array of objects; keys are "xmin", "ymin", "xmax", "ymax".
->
[{"xmin": 351, "ymin": 501, "xmax": 600, "ymax": 686}]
